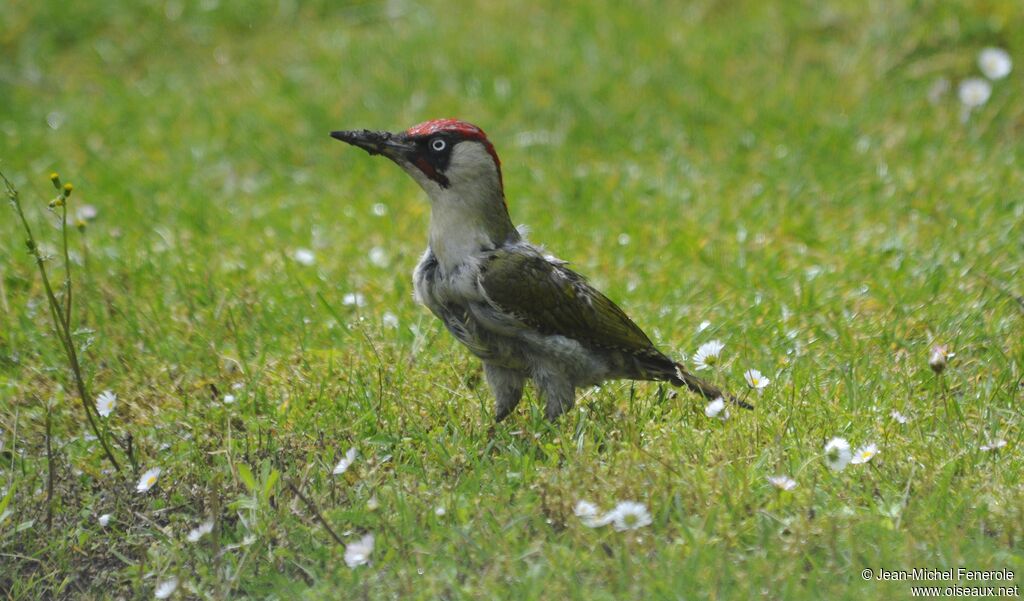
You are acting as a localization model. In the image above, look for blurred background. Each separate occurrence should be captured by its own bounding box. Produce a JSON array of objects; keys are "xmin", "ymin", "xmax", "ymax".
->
[
  {"xmin": 2, "ymin": 0, "xmax": 1021, "ymax": 374},
  {"xmin": 1, "ymin": 1, "xmax": 1022, "ymax": 597}
]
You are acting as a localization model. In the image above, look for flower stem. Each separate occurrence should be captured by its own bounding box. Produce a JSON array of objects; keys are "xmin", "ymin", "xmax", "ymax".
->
[{"xmin": 2, "ymin": 171, "xmax": 121, "ymax": 473}]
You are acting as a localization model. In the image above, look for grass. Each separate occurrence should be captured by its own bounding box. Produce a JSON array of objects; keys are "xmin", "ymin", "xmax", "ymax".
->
[{"xmin": 1, "ymin": 0, "xmax": 1023, "ymax": 598}]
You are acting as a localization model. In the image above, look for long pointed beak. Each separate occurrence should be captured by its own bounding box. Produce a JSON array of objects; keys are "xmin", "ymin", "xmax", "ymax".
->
[{"xmin": 330, "ymin": 129, "xmax": 413, "ymax": 160}]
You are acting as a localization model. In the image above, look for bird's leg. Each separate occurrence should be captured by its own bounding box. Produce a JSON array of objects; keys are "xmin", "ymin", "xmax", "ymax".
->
[
  {"xmin": 533, "ymin": 369, "xmax": 575, "ymax": 421},
  {"xmin": 485, "ymin": 363, "xmax": 526, "ymax": 422}
]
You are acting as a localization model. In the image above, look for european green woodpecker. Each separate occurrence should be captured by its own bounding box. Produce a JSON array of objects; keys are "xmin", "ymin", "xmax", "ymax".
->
[{"xmin": 331, "ymin": 119, "xmax": 750, "ymax": 421}]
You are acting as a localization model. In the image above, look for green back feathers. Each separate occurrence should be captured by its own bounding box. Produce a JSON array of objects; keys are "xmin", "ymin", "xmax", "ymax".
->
[{"xmin": 478, "ymin": 250, "xmax": 664, "ymax": 360}]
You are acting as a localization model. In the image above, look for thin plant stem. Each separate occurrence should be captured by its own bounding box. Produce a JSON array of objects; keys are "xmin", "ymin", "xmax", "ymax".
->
[
  {"xmin": 60, "ymin": 197, "xmax": 72, "ymax": 326},
  {"xmin": 287, "ymin": 480, "xmax": 346, "ymax": 546},
  {"xmin": 45, "ymin": 404, "xmax": 55, "ymax": 530},
  {"xmin": 2, "ymin": 170, "xmax": 121, "ymax": 472}
]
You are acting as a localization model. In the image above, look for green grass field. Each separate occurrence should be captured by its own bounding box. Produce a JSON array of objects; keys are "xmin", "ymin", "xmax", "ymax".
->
[{"xmin": 2, "ymin": 1, "xmax": 1023, "ymax": 598}]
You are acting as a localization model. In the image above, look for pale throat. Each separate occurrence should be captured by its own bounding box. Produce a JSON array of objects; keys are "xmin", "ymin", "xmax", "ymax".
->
[{"xmin": 427, "ymin": 185, "xmax": 518, "ymax": 273}]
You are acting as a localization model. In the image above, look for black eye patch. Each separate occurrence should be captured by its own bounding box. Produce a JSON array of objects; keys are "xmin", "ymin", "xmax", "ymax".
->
[{"xmin": 411, "ymin": 135, "xmax": 455, "ymax": 186}]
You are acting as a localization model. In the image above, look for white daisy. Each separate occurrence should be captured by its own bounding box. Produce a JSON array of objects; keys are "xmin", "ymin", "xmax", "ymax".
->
[
  {"xmin": 368, "ymin": 246, "xmax": 388, "ymax": 267},
  {"xmin": 767, "ymin": 475, "xmax": 797, "ymax": 491},
  {"xmin": 344, "ymin": 533, "xmax": 375, "ymax": 568},
  {"xmin": 890, "ymin": 410, "xmax": 909, "ymax": 424},
  {"xmin": 929, "ymin": 344, "xmax": 952, "ymax": 374},
  {"xmin": 222, "ymin": 394, "xmax": 235, "ymax": 404},
  {"xmin": 704, "ymin": 398, "xmax": 729, "ymax": 421},
  {"xmin": 978, "ymin": 47, "xmax": 1012, "ymax": 80},
  {"xmin": 186, "ymin": 519, "xmax": 214, "ymax": 543},
  {"xmin": 606, "ymin": 501, "xmax": 652, "ymax": 531},
  {"xmin": 98, "ymin": 513, "xmax": 112, "ymax": 527},
  {"xmin": 824, "ymin": 438, "xmax": 852, "ymax": 472},
  {"xmin": 136, "ymin": 467, "xmax": 162, "ymax": 493},
  {"xmin": 958, "ymin": 78, "xmax": 992, "ymax": 108},
  {"xmin": 154, "ymin": 576, "xmax": 178, "ymax": 599},
  {"xmin": 371, "ymin": 203, "xmax": 388, "ymax": 217},
  {"xmin": 76, "ymin": 204, "xmax": 98, "ymax": 221},
  {"xmin": 332, "ymin": 447, "xmax": 357, "ymax": 475},
  {"xmin": 574, "ymin": 500, "xmax": 599, "ymax": 519},
  {"xmin": 95, "ymin": 390, "xmax": 116, "ymax": 418},
  {"xmin": 342, "ymin": 292, "xmax": 366, "ymax": 307},
  {"xmin": 292, "ymin": 248, "xmax": 315, "ymax": 266},
  {"xmin": 435, "ymin": 506, "xmax": 446, "ymax": 516},
  {"xmin": 980, "ymin": 439, "xmax": 1007, "ymax": 452},
  {"xmin": 850, "ymin": 443, "xmax": 878, "ymax": 465},
  {"xmin": 573, "ymin": 500, "xmax": 612, "ymax": 528},
  {"xmin": 692, "ymin": 340, "xmax": 724, "ymax": 370},
  {"xmin": 744, "ymin": 368, "xmax": 770, "ymax": 390}
]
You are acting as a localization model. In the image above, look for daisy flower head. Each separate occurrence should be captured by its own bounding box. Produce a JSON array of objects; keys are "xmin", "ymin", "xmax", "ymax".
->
[
  {"xmin": 154, "ymin": 576, "xmax": 178, "ymax": 599},
  {"xmin": 929, "ymin": 345, "xmax": 953, "ymax": 374},
  {"xmin": 692, "ymin": 340, "xmax": 724, "ymax": 370},
  {"xmin": 744, "ymin": 368, "xmax": 770, "ymax": 391},
  {"xmin": 342, "ymin": 292, "xmax": 366, "ymax": 307},
  {"xmin": 767, "ymin": 475, "xmax": 797, "ymax": 491},
  {"xmin": 704, "ymin": 397, "xmax": 729, "ymax": 421},
  {"xmin": 824, "ymin": 438, "xmax": 852, "ymax": 472},
  {"xmin": 96, "ymin": 390, "xmax": 117, "ymax": 418},
  {"xmin": 98, "ymin": 513, "xmax": 112, "ymax": 527},
  {"xmin": 958, "ymin": 78, "xmax": 992, "ymax": 108},
  {"xmin": 187, "ymin": 519, "xmax": 214, "ymax": 543},
  {"xmin": 136, "ymin": 467, "xmax": 162, "ymax": 493},
  {"xmin": 850, "ymin": 443, "xmax": 879, "ymax": 465},
  {"xmin": 292, "ymin": 248, "xmax": 315, "ymax": 266},
  {"xmin": 368, "ymin": 246, "xmax": 388, "ymax": 267},
  {"xmin": 978, "ymin": 47, "xmax": 1012, "ymax": 80},
  {"xmin": 980, "ymin": 439, "xmax": 1007, "ymax": 452},
  {"xmin": 76, "ymin": 204, "xmax": 98, "ymax": 221},
  {"xmin": 332, "ymin": 447, "xmax": 357, "ymax": 475},
  {"xmin": 344, "ymin": 533, "xmax": 375, "ymax": 568},
  {"xmin": 574, "ymin": 500, "xmax": 599, "ymax": 519},
  {"xmin": 890, "ymin": 410, "xmax": 909, "ymax": 424},
  {"xmin": 606, "ymin": 501, "xmax": 652, "ymax": 531},
  {"xmin": 573, "ymin": 500, "xmax": 612, "ymax": 528}
]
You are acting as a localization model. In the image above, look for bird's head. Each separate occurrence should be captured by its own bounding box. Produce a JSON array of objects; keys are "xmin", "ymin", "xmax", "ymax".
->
[{"xmin": 331, "ymin": 119, "xmax": 504, "ymax": 203}]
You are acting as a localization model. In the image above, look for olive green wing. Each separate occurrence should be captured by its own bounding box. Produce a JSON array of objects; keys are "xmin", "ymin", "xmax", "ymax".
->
[{"xmin": 477, "ymin": 249, "xmax": 665, "ymax": 360}]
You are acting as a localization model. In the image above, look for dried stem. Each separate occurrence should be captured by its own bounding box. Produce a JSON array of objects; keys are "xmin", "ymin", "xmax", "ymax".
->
[
  {"xmin": 45, "ymin": 405, "xmax": 55, "ymax": 530},
  {"xmin": 287, "ymin": 480, "xmax": 345, "ymax": 547}
]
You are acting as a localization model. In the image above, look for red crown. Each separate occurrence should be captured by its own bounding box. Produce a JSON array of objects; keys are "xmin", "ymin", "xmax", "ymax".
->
[{"xmin": 405, "ymin": 118, "xmax": 489, "ymax": 141}]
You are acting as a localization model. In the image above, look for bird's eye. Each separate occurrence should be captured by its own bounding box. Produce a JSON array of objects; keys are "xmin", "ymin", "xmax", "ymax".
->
[{"xmin": 430, "ymin": 138, "xmax": 447, "ymax": 152}]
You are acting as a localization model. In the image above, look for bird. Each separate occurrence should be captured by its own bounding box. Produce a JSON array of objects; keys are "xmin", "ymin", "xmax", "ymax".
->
[{"xmin": 331, "ymin": 119, "xmax": 751, "ymax": 421}]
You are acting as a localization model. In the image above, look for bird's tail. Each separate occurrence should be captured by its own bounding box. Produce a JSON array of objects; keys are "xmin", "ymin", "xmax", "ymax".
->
[{"xmin": 673, "ymin": 362, "xmax": 754, "ymax": 410}]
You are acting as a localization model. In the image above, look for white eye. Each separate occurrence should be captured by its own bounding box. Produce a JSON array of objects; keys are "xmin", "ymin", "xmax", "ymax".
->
[{"xmin": 430, "ymin": 138, "xmax": 447, "ymax": 152}]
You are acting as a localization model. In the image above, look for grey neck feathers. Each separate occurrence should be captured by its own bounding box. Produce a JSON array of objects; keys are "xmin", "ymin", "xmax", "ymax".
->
[{"xmin": 428, "ymin": 185, "xmax": 519, "ymax": 273}]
